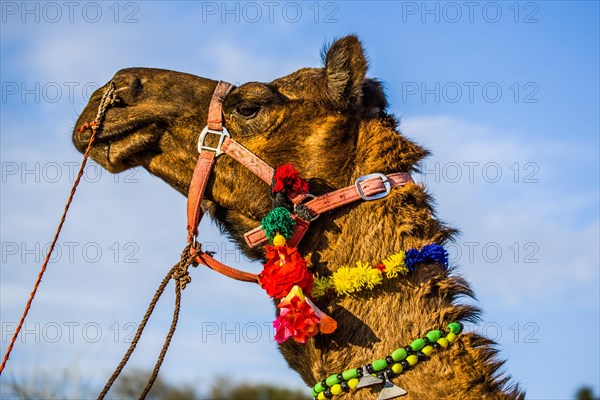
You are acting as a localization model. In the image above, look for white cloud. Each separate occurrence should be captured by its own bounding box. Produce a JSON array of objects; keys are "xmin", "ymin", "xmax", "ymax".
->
[{"xmin": 403, "ymin": 115, "xmax": 599, "ymax": 309}]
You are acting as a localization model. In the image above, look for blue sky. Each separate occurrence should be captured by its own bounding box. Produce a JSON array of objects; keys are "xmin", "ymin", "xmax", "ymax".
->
[{"xmin": 1, "ymin": 1, "xmax": 598, "ymax": 399}]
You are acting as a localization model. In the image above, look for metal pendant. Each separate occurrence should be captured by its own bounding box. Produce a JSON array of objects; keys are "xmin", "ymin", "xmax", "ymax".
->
[
  {"xmin": 356, "ymin": 366, "xmax": 384, "ymax": 389},
  {"xmin": 377, "ymin": 373, "xmax": 407, "ymax": 400}
]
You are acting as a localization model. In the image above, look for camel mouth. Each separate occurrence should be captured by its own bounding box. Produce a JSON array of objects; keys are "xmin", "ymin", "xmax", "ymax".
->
[
  {"xmin": 73, "ymin": 120, "xmax": 162, "ymax": 172},
  {"xmin": 107, "ymin": 129, "xmax": 161, "ymax": 170}
]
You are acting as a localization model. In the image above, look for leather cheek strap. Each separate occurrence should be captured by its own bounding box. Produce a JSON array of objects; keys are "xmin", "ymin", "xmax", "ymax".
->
[
  {"xmin": 185, "ymin": 81, "xmax": 260, "ymax": 283},
  {"xmin": 186, "ymin": 151, "xmax": 216, "ymax": 242},
  {"xmin": 186, "ymin": 81, "xmax": 233, "ymax": 242},
  {"xmin": 207, "ymin": 81, "xmax": 232, "ymax": 131}
]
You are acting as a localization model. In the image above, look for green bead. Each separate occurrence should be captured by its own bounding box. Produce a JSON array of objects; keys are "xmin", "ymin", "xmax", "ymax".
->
[
  {"xmin": 426, "ymin": 330, "xmax": 442, "ymax": 342},
  {"xmin": 406, "ymin": 354, "xmax": 418, "ymax": 366},
  {"xmin": 447, "ymin": 322, "xmax": 462, "ymax": 334},
  {"xmin": 342, "ymin": 369, "xmax": 358, "ymax": 380},
  {"xmin": 325, "ymin": 374, "xmax": 340, "ymax": 387},
  {"xmin": 392, "ymin": 348, "xmax": 408, "ymax": 361},
  {"xmin": 372, "ymin": 359, "xmax": 388, "ymax": 371},
  {"xmin": 312, "ymin": 388, "xmax": 318, "ymax": 397},
  {"xmin": 315, "ymin": 382, "xmax": 325, "ymax": 393},
  {"xmin": 410, "ymin": 338, "xmax": 426, "ymax": 351}
]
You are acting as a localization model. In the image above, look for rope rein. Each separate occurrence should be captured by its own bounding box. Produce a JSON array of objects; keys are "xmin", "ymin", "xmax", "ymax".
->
[
  {"xmin": 2, "ymin": 80, "xmax": 202, "ymax": 399},
  {"xmin": 0, "ymin": 82, "xmax": 116, "ymax": 375},
  {"xmin": 97, "ymin": 244, "xmax": 200, "ymax": 400}
]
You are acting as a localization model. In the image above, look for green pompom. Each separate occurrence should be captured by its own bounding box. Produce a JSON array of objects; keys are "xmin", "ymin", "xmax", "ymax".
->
[{"xmin": 261, "ymin": 207, "xmax": 296, "ymax": 240}]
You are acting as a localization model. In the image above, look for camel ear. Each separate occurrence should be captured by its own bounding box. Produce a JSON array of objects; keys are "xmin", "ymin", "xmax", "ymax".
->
[{"xmin": 323, "ymin": 35, "xmax": 368, "ymax": 110}]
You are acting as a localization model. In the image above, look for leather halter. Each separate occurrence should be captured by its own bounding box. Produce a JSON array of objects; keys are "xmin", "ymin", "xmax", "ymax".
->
[{"xmin": 186, "ymin": 81, "xmax": 414, "ymax": 284}]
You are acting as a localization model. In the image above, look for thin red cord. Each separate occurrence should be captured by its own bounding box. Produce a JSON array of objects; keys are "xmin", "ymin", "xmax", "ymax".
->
[{"xmin": 0, "ymin": 128, "xmax": 97, "ymax": 375}]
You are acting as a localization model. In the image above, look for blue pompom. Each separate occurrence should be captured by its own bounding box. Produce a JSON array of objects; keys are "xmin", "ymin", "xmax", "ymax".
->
[
  {"xmin": 404, "ymin": 248, "xmax": 422, "ymax": 271},
  {"xmin": 420, "ymin": 244, "xmax": 448, "ymax": 269}
]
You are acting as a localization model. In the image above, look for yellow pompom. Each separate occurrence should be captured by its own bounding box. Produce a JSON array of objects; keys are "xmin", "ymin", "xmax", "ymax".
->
[
  {"xmin": 273, "ymin": 233, "xmax": 286, "ymax": 247},
  {"xmin": 332, "ymin": 265, "xmax": 360, "ymax": 295},
  {"xmin": 332, "ymin": 261, "xmax": 383, "ymax": 296},
  {"xmin": 382, "ymin": 251, "xmax": 408, "ymax": 278},
  {"xmin": 357, "ymin": 261, "xmax": 383, "ymax": 290}
]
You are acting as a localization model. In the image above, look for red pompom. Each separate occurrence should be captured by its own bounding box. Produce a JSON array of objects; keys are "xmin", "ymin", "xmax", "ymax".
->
[
  {"xmin": 373, "ymin": 263, "xmax": 386, "ymax": 273},
  {"xmin": 272, "ymin": 163, "xmax": 309, "ymax": 199},
  {"xmin": 259, "ymin": 245, "xmax": 313, "ymax": 298}
]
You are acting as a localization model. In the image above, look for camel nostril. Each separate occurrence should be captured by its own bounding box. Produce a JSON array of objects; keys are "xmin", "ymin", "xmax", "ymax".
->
[
  {"xmin": 129, "ymin": 77, "xmax": 143, "ymax": 98},
  {"xmin": 73, "ymin": 128, "xmax": 93, "ymax": 151},
  {"xmin": 112, "ymin": 96, "xmax": 124, "ymax": 107}
]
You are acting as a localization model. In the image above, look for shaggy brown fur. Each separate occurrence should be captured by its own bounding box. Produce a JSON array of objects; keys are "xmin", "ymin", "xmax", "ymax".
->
[{"xmin": 73, "ymin": 36, "xmax": 524, "ymax": 399}]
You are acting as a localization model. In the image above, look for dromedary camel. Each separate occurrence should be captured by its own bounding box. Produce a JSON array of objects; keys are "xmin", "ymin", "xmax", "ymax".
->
[{"xmin": 73, "ymin": 36, "xmax": 524, "ymax": 399}]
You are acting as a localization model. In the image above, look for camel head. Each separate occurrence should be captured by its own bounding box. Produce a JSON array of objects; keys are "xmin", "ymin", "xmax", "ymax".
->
[
  {"xmin": 72, "ymin": 36, "xmax": 525, "ymax": 398},
  {"xmin": 73, "ymin": 35, "xmax": 427, "ymax": 245}
]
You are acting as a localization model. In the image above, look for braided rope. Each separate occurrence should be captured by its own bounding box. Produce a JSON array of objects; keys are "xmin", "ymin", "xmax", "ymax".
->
[
  {"xmin": 0, "ymin": 82, "xmax": 116, "ymax": 375},
  {"xmin": 138, "ymin": 279, "xmax": 182, "ymax": 399},
  {"xmin": 97, "ymin": 244, "xmax": 199, "ymax": 400}
]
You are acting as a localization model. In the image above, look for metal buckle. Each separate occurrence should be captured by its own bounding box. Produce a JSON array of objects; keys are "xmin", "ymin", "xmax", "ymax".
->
[
  {"xmin": 294, "ymin": 194, "xmax": 319, "ymax": 221},
  {"xmin": 355, "ymin": 173, "xmax": 391, "ymax": 201},
  {"xmin": 197, "ymin": 125, "xmax": 230, "ymax": 156}
]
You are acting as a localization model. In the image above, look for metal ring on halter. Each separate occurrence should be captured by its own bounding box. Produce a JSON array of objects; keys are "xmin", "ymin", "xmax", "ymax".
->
[
  {"xmin": 294, "ymin": 194, "xmax": 319, "ymax": 222},
  {"xmin": 198, "ymin": 126, "xmax": 230, "ymax": 156}
]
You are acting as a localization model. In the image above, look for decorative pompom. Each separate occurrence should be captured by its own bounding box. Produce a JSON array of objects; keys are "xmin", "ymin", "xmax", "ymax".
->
[
  {"xmin": 259, "ymin": 245, "xmax": 313, "ymax": 298},
  {"xmin": 382, "ymin": 251, "xmax": 408, "ymax": 278},
  {"xmin": 373, "ymin": 263, "xmax": 386, "ymax": 273},
  {"xmin": 274, "ymin": 290, "xmax": 319, "ymax": 344},
  {"xmin": 261, "ymin": 207, "xmax": 296, "ymax": 240},
  {"xmin": 404, "ymin": 248, "xmax": 423, "ymax": 271},
  {"xmin": 272, "ymin": 163, "xmax": 309, "ymax": 199},
  {"xmin": 356, "ymin": 261, "xmax": 383, "ymax": 290},
  {"xmin": 332, "ymin": 261, "xmax": 383, "ymax": 296},
  {"xmin": 311, "ymin": 276, "xmax": 332, "ymax": 298},
  {"xmin": 420, "ymin": 244, "xmax": 449, "ymax": 269},
  {"xmin": 331, "ymin": 266, "xmax": 360, "ymax": 295},
  {"xmin": 273, "ymin": 285, "xmax": 336, "ymax": 343}
]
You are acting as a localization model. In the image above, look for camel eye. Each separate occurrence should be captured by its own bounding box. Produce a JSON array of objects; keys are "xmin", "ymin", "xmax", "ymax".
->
[{"xmin": 235, "ymin": 105, "xmax": 261, "ymax": 118}]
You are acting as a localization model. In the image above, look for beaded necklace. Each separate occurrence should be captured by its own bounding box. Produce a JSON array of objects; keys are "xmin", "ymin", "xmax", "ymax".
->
[{"xmin": 312, "ymin": 322, "xmax": 464, "ymax": 400}]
